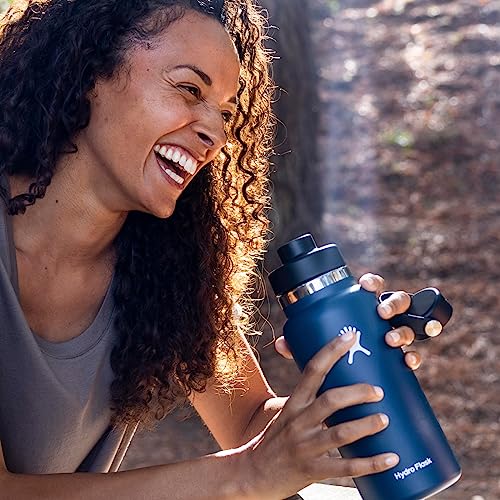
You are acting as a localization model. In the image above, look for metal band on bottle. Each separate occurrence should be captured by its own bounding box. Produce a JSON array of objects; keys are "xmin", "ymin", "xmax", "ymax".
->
[{"xmin": 278, "ymin": 266, "xmax": 352, "ymax": 308}]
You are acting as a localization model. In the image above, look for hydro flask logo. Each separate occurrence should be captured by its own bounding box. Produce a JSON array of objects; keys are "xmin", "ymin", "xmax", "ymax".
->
[{"xmin": 339, "ymin": 326, "xmax": 372, "ymax": 365}]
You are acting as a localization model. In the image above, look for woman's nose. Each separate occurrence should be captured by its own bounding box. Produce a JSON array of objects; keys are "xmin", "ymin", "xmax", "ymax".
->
[{"xmin": 193, "ymin": 109, "xmax": 227, "ymax": 152}]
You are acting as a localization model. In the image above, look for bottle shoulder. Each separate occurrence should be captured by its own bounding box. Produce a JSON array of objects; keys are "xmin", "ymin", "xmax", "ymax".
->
[{"xmin": 283, "ymin": 279, "xmax": 378, "ymax": 318}]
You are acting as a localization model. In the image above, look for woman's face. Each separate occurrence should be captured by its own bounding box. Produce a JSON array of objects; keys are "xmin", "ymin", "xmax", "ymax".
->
[{"xmin": 77, "ymin": 10, "xmax": 240, "ymax": 218}]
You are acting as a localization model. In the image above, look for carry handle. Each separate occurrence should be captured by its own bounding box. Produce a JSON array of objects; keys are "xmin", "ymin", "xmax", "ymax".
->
[{"xmin": 379, "ymin": 287, "xmax": 453, "ymax": 341}]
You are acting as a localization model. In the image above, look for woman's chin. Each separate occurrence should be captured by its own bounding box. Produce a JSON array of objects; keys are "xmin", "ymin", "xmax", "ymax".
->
[
  {"xmin": 146, "ymin": 199, "xmax": 176, "ymax": 219},
  {"xmin": 135, "ymin": 190, "xmax": 177, "ymax": 219},
  {"xmin": 154, "ymin": 206, "xmax": 176, "ymax": 219}
]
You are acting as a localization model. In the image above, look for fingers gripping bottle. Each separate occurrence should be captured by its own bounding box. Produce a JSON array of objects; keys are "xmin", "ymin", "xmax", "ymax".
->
[{"xmin": 268, "ymin": 234, "xmax": 461, "ymax": 500}]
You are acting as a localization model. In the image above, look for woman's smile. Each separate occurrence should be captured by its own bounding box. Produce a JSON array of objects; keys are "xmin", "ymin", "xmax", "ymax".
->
[
  {"xmin": 156, "ymin": 153, "xmax": 187, "ymax": 189},
  {"xmin": 154, "ymin": 144, "xmax": 195, "ymax": 189},
  {"xmin": 153, "ymin": 143, "xmax": 201, "ymax": 189},
  {"xmin": 154, "ymin": 144, "xmax": 199, "ymax": 175}
]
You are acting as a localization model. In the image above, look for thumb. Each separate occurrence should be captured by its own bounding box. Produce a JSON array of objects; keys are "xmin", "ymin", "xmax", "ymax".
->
[{"xmin": 275, "ymin": 336, "xmax": 294, "ymax": 360}]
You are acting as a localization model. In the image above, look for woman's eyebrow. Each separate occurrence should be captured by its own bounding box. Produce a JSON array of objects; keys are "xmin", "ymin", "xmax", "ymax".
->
[
  {"xmin": 170, "ymin": 64, "xmax": 237, "ymax": 104},
  {"xmin": 172, "ymin": 64, "xmax": 212, "ymax": 86}
]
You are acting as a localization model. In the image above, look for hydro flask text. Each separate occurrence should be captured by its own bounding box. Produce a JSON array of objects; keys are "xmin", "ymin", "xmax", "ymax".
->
[{"xmin": 393, "ymin": 457, "xmax": 433, "ymax": 481}]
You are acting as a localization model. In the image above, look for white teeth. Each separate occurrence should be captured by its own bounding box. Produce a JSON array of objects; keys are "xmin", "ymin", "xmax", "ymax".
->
[
  {"xmin": 184, "ymin": 158, "xmax": 194, "ymax": 174},
  {"xmin": 188, "ymin": 159, "xmax": 197, "ymax": 174},
  {"xmin": 154, "ymin": 145, "xmax": 199, "ymax": 175},
  {"xmin": 161, "ymin": 166, "xmax": 184, "ymax": 185}
]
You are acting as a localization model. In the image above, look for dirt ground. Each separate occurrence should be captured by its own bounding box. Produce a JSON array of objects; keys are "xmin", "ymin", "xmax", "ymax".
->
[{"xmin": 124, "ymin": 1, "xmax": 499, "ymax": 498}]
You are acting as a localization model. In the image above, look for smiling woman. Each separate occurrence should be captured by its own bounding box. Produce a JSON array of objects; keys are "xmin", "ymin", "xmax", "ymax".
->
[
  {"xmin": 0, "ymin": 0, "xmax": 272, "ymax": 477},
  {"xmin": 0, "ymin": 1, "xmax": 421, "ymax": 499}
]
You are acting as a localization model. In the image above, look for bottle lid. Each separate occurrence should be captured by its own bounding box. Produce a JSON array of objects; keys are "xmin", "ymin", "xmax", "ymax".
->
[{"xmin": 269, "ymin": 234, "xmax": 347, "ymax": 297}]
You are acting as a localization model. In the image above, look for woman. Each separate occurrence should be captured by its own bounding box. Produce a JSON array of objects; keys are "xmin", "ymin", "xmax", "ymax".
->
[{"xmin": 0, "ymin": 0, "xmax": 421, "ymax": 498}]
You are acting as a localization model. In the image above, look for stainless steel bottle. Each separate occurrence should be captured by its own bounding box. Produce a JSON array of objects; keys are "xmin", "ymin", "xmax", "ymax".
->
[{"xmin": 269, "ymin": 234, "xmax": 461, "ymax": 500}]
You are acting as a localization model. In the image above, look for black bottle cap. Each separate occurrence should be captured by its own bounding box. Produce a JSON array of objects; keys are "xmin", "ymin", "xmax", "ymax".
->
[{"xmin": 269, "ymin": 234, "xmax": 347, "ymax": 297}]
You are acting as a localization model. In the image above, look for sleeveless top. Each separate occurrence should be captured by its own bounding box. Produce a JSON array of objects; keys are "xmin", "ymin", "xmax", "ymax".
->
[{"xmin": 0, "ymin": 176, "xmax": 128, "ymax": 473}]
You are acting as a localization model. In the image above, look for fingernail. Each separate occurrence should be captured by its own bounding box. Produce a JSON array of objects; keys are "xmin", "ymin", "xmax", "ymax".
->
[
  {"xmin": 340, "ymin": 331, "xmax": 354, "ymax": 341},
  {"xmin": 379, "ymin": 413, "xmax": 389, "ymax": 426},
  {"xmin": 365, "ymin": 277, "xmax": 374, "ymax": 286},
  {"xmin": 379, "ymin": 304, "xmax": 391, "ymax": 315},
  {"xmin": 385, "ymin": 454, "xmax": 399, "ymax": 466},
  {"xmin": 407, "ymin": 353, "xmax": 417, "ymax": 365},
  {"xmin": 389, "ymin": 331, "xmax": 400, "ymax": 343},
  {"xmin": 374, "ymin": 386, "xmax": 384, "ymax": 399}
]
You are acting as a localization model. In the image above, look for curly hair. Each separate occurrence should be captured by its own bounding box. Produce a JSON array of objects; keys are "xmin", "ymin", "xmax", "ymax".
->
[{"xmin": 0, "ymin": 0, "xmax": 273, "ymax": 425}]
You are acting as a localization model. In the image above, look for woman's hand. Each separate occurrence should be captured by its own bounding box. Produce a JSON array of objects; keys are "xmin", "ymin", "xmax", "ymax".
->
[
  {"xmin": 242, "ymin": 334, "xmax": 399, "ymax": 499},
  {"xmin": 275, "ymin": 273, "xmax": 422, "ymax": 370}
]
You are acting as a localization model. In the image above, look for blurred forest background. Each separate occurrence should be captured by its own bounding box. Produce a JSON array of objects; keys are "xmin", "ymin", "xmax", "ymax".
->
[
  {"xmin": 2, "ymin": 0, "xmax": 498, "ymax": 498},
  {"xmin": 124, "ymin": 1, "xmax": 500, "ymax": 499}
]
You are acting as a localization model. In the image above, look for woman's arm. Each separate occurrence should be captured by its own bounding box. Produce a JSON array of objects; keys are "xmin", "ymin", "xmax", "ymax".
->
[
  {"xmin": 0, "ymin": 440, "xmax": 257, "ymax": 500},
  {"xmin": 188, "ymin": 331, "xmax": 279, "ymax": 449}
]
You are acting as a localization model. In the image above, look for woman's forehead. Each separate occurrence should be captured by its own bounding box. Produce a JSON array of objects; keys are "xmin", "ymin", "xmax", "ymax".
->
[
  {"xmin": 152, "ymin": 11, "xmax": 237, "ymax": 63},
  {"xmin": 134, "ymin": 11, "xmax": 240, "ymax": 90},
  {"xmin": 140, "ymin": 11, "xmax": 239, "ymax": 76}
]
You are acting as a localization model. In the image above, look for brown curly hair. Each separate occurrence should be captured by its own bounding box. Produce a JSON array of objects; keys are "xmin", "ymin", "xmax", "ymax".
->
[{"xmin": 0, "ymin": 0, "xmax": 274, "ymax": 425}]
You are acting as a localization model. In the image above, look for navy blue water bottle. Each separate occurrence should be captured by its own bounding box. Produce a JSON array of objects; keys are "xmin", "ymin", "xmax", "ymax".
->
[{"xmin": 269, "ymin": 234, "xmax": 461, "ymax": 500}]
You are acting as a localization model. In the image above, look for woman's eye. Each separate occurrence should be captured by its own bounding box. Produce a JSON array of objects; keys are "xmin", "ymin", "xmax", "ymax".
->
[
  {"xmin": 222, "ymin": 111, "xmax": 233, "ymax": 123},
  {"xmin": 181, "ymin": 85, "xmax": 201, "ymax": 98}
]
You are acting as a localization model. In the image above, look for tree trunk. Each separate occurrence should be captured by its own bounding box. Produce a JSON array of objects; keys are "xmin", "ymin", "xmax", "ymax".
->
[{"xmin": 260, "ymin": 0, "xmax": 323, "ymax": 269}]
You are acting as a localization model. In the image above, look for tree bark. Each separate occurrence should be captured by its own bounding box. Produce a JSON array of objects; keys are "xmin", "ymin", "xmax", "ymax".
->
[{"xmin": 260, "ymin": 0, "xmax": 323, "ymax": 269}]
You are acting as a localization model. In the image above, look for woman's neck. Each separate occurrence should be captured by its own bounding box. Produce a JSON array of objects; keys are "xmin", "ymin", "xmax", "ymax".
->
[{"xmin": 9, "ymin": 162, "xmax": 128, "ymax": 268}]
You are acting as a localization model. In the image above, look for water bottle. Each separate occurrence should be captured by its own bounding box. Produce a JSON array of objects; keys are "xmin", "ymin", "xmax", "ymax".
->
[{"xmin": 269, "ymin": 234, "xmax": 461, "ymax": 500}]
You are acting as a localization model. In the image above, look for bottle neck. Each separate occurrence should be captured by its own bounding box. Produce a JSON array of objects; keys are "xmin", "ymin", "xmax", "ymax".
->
[{"xmin": 277, "ymin": 265, "xmax": 352, "ymax": 309}]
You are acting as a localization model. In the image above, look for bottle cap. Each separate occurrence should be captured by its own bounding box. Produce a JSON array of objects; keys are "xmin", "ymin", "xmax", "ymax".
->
[
  {"xmin": 379, "ymin": 287, "xmax": 453, "ymax": 341},
  {"xmin": 269, "ymin": 234, "xmax": 347, "ymax": 297}
]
